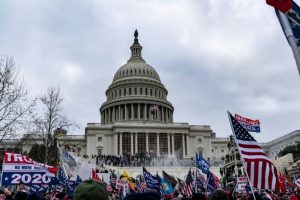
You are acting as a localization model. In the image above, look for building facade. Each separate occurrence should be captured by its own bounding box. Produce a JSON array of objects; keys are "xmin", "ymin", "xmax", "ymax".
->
[
  {"xmin": 85, "ymin": 31, "xmax": 227, "ymax": 163},
  {"xmin": 261, "ymin": 130, "xmax": 300, "ymax": 160}
]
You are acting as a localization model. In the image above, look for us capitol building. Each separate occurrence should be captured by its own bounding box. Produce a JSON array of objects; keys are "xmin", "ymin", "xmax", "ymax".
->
[
  {"xmin": 84, "ymin": 30, "xmax": 228, "ymax": 164},
  {"xmin": 3, "ymin": 31, "xmax": 298, "ymax": 172}
]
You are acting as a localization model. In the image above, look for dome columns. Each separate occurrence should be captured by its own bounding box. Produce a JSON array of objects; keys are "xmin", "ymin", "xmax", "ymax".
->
[{"xmin": 101, "ymin": 103, "xmax": 173, "ymax": 124}]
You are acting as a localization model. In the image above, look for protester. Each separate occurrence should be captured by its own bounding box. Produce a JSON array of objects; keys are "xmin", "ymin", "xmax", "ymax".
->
[
  {"xmin": 73, "ymin": 180, "xmax": 109, "ymax": 200},
  {"xmin": 210, "ymin": 189, "xmax": 229, "ymax": 200},
  {"xmin": 123, "ymin": 192, "xmax": 160, "ymax": 200}
]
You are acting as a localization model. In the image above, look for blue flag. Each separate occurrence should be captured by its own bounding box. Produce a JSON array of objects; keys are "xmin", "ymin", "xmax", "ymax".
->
[
  {"xmin": 143, "ymin": 167, "xmax": 161, "ymax": 192},
  {"xmin": 29, "ymin": 184, "xmax": 49, "ymax": 193},
  {"xmin": 287, "ymin": 1, "xmax": 300, "ymax": 47},
  {"xmin": 195, "ymin": 153, "xmax": 210, "ymax": 174},
  {"xmin": 159, "ymin": 176, "xmax": 174, "ymax": 196},
  {"xmin": 207, "ymin": 171, "xmax": 220, "ymax": 192},
  {"xmin": 76, "ymin": 175, "xmax": 83, "ymax": 186},
  {"xmin": 58, "ymin": 168, "xmax": 69, "ymax": 186},
  {"xmin": 57, "ymin": 168, "xmax": 74, "ymax": 195},
  {"xmin": 67, "ymin": 180, "xmax": 76, "ymax": 197}
]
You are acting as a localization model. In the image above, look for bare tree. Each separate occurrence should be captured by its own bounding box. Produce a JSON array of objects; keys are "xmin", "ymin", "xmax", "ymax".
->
[
  {"xmin": 32, "ymin": 86, "xmax": 78, "ymax": 164},
  {"xmin": 0, "ymin": 57, "xmax": 34, "ymax": 144}
]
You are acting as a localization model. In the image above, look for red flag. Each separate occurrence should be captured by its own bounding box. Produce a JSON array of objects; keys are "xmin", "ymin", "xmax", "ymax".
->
[
  {"xmin": 91, "ymin": 169, "xmax": 102, "ymax": 182},
  {"xmin": 279, "ymin": 173, "xmax": 286, "ymax": 192},
  {"xmin": 266, "ymin": 0, "xmax": 292, "ymax": 13}
]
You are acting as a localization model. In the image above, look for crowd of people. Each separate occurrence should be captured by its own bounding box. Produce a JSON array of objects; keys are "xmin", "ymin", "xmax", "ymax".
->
[
  {"xmin": 1, "ymin": 181, "xmax": 300, "ymax": 200},
  {"xmin": 94, "ymin": 152, "xmax": 194, "ymax": 167},
  {"xmin": 95, "ymin": 152, "xmax": 154, "ymax": 167}
]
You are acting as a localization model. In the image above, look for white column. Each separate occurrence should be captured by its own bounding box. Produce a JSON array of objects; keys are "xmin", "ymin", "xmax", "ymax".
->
[
  {"xmin": 125, "ymin": 104, "xmax": 128, "ymax": 120},
  {"xmin": 146, "ymin": 132, "xmax": 149, "ymax": 153},
  {"xmin": 108, "ymin": 108, "xmax": 111, "ymax": 122},
  {"xmin": 112, "ymin": 107, "xmax": 115, "ymax": 122},
  {"xmin": 182, "ymin": 134, "xmax": 186, "ymax": 158},
  {"xmin": 186, "ymin": 134, "xmax": 190, "ymax": 157},
  {"xmin": 131, "ymin": 104, "xmax": 134, "ymax": 120},
  {"xmin": 157, "ymin": 133, "xmax": 160, "ymax": 157},
  {"xmin": 119, "ymin": 105, "xmax": 121, "ymax": 121},
  {"xmin": 114, "ymin": 133, "xmax": 118, "ymax": 155},
  {"xmin": 120, "ymin": 133, "xmax": 123, "ymax": 155},
  {"xmin": 172, "ymin": 133, "xmax": 175, "ymax": 157},
  {"xmin": 131, "ymin": 133, "xmax": 134, "ymax": 155},
  {"xmin": 144, "ymin": 104, "xmax": 147, "ymax": 120},
  {"xmin": 158, "ymin": 107, "xmax": 161, "ymax": 121},
  {"xmin": 138, "ymin": 104, "xmax": 140, "ymax": 120},
  {"xmin": 165, "ymin": 109, "xmax": 168, "ymax": 122},
  {"xmin": 135, "ymin": 132, "xmax": 138, "ymax": 154},
  {"xmin": 167, "ymin": 133, "xmax": 171, "ymax": 157}
]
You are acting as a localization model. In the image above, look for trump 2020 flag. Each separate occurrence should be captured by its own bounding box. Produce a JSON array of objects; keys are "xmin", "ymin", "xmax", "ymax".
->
[
  {"xmin": 235, "ymin": 114, "xmax": 260, "ymax": 133},
  {"xmin": 195, "ymin": 152, "xmax": 210, "ymax": 174},
  {"xmin": 143, "ymin": 167, "xmax": 161, "ymax": 191},
  {"xmin": 228, "ymin": 112, "xmax": 280, "ymax": 190},
  {"xmin": 1, "ymin": 152, "xmax": 58, "ymax": 186}
]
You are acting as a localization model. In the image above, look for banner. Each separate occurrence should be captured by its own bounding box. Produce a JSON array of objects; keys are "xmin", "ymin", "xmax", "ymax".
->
[
  {"xmin": 1, "ymin": 152, "xmax": 57, "ymax": 186},
  {"xmin": 235, "ymin": 114, "xmax": 260, "ymax": 132},
  {"xmin": 195, "ymin": 152, "xmax": 210, "ymax": 174},
  {"xmin": 143, "ymin": 167, "xmax": 161, "ymax": 191},
  {"xmin": 236, "ymin": 177, "xmax": 248, "ymax": 192}
]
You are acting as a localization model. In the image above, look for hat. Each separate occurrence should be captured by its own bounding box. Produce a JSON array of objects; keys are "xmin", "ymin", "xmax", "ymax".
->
[
  {"xmin": 73, "ymin": 180, "xmax": 109, "ymax": 200},
  {"xmin": 124, "ymin": 192, "xmax": 160, "ymax": 200}
]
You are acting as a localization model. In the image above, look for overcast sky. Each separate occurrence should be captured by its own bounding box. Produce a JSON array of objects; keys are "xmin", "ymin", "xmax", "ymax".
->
[{"xmin": 1, "ymin": 0, "xmax": 299, "ymax": 143}]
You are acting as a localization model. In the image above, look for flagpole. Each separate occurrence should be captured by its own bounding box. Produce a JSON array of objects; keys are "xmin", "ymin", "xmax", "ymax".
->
[
  {"xmin": 195, "ymin": 167, "xmax": 198, "ymax": 193},
  {"xmin": 277, "ymin": 9, "xmax": 300, "ymax": 77},
  {"xmin": 205, "ymin": 171, "xmax": 210, "ymax": 195},
  {"xmin": 227, "ymin": 111, "xmax": 257, "ymax": 200}
]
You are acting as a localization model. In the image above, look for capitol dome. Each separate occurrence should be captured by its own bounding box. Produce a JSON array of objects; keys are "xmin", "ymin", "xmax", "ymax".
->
[{"xmin": 100, "ymin": 30, "xmax": 174, "ymax": 124}]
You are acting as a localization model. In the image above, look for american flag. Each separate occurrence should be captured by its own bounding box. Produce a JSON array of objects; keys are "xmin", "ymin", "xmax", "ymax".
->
[
  {"xmin": 295, "ymin": 177, "xmax": 300, "ymax": 189},
  {"xmin": 228, "ymin": 113, "xmax": 280, "ymax": 190},
  {"xmin": 137, "ymin": 181, "xmax": 147, "ymax": 193},
  {"xmin": 196, "ymin": 169, "xmax": 206, "ymax": 188},
  {"xmin": 183, "ymin": 170, "xmax": 194, "ymax": 197},
  {"xmin": 150, "ymin": 104, "xmax": 158, "ymax": 114},
  {"xmin": 177, "ymin": 178, "xmax": 187, "ymax": 196},
  {"xmin": 284, "ymin": 167, "xmax": 295, "ymax": 188}
]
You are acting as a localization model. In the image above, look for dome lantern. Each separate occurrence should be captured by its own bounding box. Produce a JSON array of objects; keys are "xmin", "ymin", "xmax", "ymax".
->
[{"xmin": 129, "ymin": 29, "xmax": 144, "ymax": 62}]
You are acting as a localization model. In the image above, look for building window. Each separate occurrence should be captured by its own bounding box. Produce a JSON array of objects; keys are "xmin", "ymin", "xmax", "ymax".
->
[
  {"xmin": 150, "ymin": 89, "xmax": 153, "ymax": 96},
  {"xmin": 198, "ymin": 138, "xmax": 202, "ymax": 143},
  {"xmin": 140, "ymin": 88, "xmax": 142, "ymax": 95},
  {"xmin": 212, "ymin": 149, "xmax": 214, "ymax": 153},
  {"xmin": 129, "ymin": 88, "xmax": 132, "ymax": 95},
  {"xmin": 154, "ymin": 90, "xmax": 157, "ymax": 97},
  {"xmin": 145, "ymin": 88, "xmax": 148, "ymax": 95},
  {"xmin": 134, "ymin": 88, "xmax": 137, "ymax": 95},
  {"xmin": 123, "ymin": 88, "xmax": 126, "ymax": 96},
  {"xmin": 98, "ymin": 137, "xmax": 102, "ymax": 142}
]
